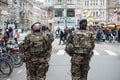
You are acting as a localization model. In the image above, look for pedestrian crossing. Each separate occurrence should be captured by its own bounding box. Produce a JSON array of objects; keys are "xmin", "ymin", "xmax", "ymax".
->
[{"xmin": 56, "ymin": 49, "xmax": 120, "ymax": 56}]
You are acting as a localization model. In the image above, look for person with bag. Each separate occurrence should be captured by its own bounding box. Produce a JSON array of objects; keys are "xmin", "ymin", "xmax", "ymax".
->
[
  {"xmin": 65, "ymin": 19, "xmax": 95, "ymax": 80},
  {"xmin": 19, "ymin": 22, "xmax": 52, "ymax": 80}
]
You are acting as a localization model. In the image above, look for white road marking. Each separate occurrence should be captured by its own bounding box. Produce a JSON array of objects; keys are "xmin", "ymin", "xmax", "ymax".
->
[
  {"xmin": 56, "ymin": 50, "xmax": 65, "ymax": 55},
  {"xmin": 104, "ymin": 50, "xmax": 117, "ymax": 56},
  {"xmin": 7, "ymin": 79, "xmax": 10, "ymax": 80},
  {"xmin": 17, "ymin": 70, "xmax": 23, "ymax": 74},
  {"xmin": 93, "ymin": 50, "xmax": 100, "ymax": 55}
]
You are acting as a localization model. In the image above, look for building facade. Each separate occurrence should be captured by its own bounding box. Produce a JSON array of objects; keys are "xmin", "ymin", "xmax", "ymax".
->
[
  {"xmin": 107, "ymin": 0, "xmax": 120, "ymax": 25},
  {"xmin": 82, "ymin": 0, "xmax": 107, "ymax": 26},
  {"xmin": 42, "ymin": 0, "xmax": 107, "ymax": 31},
  {"xmin": 8, "ymin": 0, "xmax": 20, "ymax": 29},
  {"xmin": 33, "ymin": 1, "xmax": 41, "ymax": 23},
  {"xmin": 0, "ymin": 0, "xmax": 9, "ymax": 29},
  {"xmin": 19, "ymin": 0, "xmax": 34, "ymax": 29}
]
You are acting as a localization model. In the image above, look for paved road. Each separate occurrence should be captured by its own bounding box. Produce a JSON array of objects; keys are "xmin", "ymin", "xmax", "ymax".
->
[{"xmin": 1, "ymin": 37, "xmax": 120, "ymax": 80}]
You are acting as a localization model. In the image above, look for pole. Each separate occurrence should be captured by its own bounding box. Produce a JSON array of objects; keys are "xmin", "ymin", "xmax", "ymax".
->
[{"xmin": 64, "ymin": 1, "xmax": 67, "ymax": 28}]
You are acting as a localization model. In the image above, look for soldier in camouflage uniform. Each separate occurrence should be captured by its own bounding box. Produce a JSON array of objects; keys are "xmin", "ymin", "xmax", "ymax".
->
[
  {"xmin": 42, "ymin": 25, "xmax": 54, "ymax": 62},
  {"xmin": 19, "ymin": 22, "xmax": 52, "ymax": 80},
  {"xmin": 65, "ymin": 19, "xmax": 95, "ymax": 80}
]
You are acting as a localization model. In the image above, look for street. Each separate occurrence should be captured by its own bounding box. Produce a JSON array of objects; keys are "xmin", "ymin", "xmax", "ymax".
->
[
  {"xmin": 1, "ymin": 0, "xmax": 120, "ymax": 80},
  {"xmin": 1, "ymin": 36, "xmax": 120, "ymax": 80}
]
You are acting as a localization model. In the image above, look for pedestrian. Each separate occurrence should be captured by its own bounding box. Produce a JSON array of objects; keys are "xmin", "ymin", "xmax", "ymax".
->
[
  {"xmin": 96, "ymin": 28, "xmax": 102, "ymax": 42},
  {"xmin": 14, "ymin": 29, "xmax": 19, "ymax": 44},
  {"xmin": 65, "ymin": 19, "xmax": 95, "ymax": 80},
  {"xmin": 5, "ymin": 26, "xmax": 9, "ymax": 38},
  {"xmin": 19, "ymin": 22, "xmax": 52, "ymax": 80},
  {"xmin": 59, "ymin": 29, "xmax": 65, "ymax": 45},
  {"xmin": 9, "ymin": 27, "xmax": 13, "ymax": 39},
  {"xmin": 108, "ymin": 29, "xmax": 113, "ymax": 43},
  {"xmin": 111, "ymin": 28, "xmax": 117, "ymax": 43},
  {"xmin": 4, "ymin": 31, "xmax": 9, "ymax": 45},
  {"xmin": 21, "ymin": 27, "xmax": 24, "ymax": 33},
  {"xmin": 118, "ymin": 29, "xmax": 120, "ymax": 43},
  {"xmin": 64, "ymin": 28, "xmax": 68, "ymax": 42}
]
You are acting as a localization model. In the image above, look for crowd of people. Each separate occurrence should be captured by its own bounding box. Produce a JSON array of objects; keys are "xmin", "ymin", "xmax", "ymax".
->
[
  {"xmin": 55, "ymin": 27, "xmax": 75, "ymax": 45},
  {"xmin": 0, "ymin": 26, "xmax": 19, "ymax": 45},
  {"xmin": 55, "ymin": 25, "xmax": 120, "ymax": 45},
  {"xmin": 95, "ymin": 27, "xmax": 120, "ymax": 43}
]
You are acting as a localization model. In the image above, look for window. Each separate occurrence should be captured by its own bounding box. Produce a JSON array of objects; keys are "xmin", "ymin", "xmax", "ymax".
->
[
  {"xmin": 67, "ymin": 0, "xmax": 72, "ymax": 3},
  {"xmin": 85, "ymin": 1, "xmax": 87, "ymax": 6},
  {"xmin": 77, "ymin": 0, "xmax": 80, "ymax": 3},
  {"xmin": 48, "ymin": 0, "xmax": 50, "ymax": 2},
  {"xmin": 90, "ymin": 0, "xmax": 92, "ymax": 5},
  {"xmin": 87, "ymin": 1, "xmax": 89, "ymax": 5},
  {"xmin": 118, "ymin": 17, "xmax": 120, "ymax": 21},
  {"xmin": 116, "ymin": 0, "xmax": 120, "ymax": 4},
  {"xmin": 55, "ymin": 9, "xmax": 64, "ymax": 17},
  {"xmin": 95, "ymin": 0, "xmax": 98, "ymax": 5},
  {"xmin": 93, "ymin": 12, "xmax": 95, "ymax": 16},
  {"xmin": 100, "ymin": 0, "xmax": 104, "ymax": 5},
  {"xmin": 58, "ymin": 0, "xmax": 62, "ymax": 3},
  {"xmin": 67, "ymin": 9, "xmax": 75, "ymax": 17},
  {"xmin": 96, "ymin": 12, "xmax": 98, "ymax": 17}
]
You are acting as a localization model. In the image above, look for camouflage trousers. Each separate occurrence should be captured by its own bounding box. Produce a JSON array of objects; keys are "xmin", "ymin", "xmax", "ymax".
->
[
  {"xmin": 71, "ymin": 52, "xmax": 93, "ymax": 80},
  {"xmin": 25, "ymin": 60, "xmax": 49, "ymax": 80}
]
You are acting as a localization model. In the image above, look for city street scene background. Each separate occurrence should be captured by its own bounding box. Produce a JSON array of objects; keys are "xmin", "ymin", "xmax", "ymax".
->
[{"xmin": 0, "ymin": 0, "xmax": 120, "ymax": 80}]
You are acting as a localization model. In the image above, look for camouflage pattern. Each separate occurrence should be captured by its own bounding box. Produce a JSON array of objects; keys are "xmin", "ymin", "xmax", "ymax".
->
[
  {"xmin": 19, "ymin": 31, "xmax": 52, "ymax": 80},
  {"xmin": 44, "ymin": 29, "xmax": 54, "ymax": 60},
  {"xmin": 45, "ymin": 31, "xmax": 54, "ymax": 43},
  {"xmin": 65, "ymin": 30, "xmax": 95, "ymax": 80}
]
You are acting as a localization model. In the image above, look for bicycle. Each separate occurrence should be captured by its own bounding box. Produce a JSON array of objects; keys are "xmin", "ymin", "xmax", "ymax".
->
[{"xmin": 0, "ymin": 58, "xmax": 13, "ymax": 78}]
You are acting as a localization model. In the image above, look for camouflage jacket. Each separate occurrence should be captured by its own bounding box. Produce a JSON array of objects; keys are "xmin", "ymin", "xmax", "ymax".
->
[
  {"xmin": 65, "ymin": 30, "xmax": 95, "ymax": 57},
  {"xmin": 44, "ymin": 30, "xmax": 54, "ymax": 43},
  {"xmin": 19, "ymin": 31, "xmax": 51, "ymax": 62}
]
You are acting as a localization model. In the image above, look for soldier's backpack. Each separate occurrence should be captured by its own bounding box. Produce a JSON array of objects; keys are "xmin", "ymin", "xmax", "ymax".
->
[
  {"xmin": 72, "ymin": 31, "xmax": 93, "ymax": 54},
  {"xmin": 46, "ymin": 31, "xmax": 54, "ymax": 43},
  {"xmin": 28, "ymin": 32, "xmax": 48, "ymax": 53}
]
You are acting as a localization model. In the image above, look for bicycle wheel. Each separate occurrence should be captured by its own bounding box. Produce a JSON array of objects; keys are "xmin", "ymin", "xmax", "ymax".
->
[
  {"xmin": 0, "ymin": 59, "xmax": 13, "ymax": 76},
  {"xmin": 3, "ymin": 53, "xmax": 14, "ymax": 66},
  {"xmin": 11, "ymin": 52, "xmax": 23, "ymax": 68}
]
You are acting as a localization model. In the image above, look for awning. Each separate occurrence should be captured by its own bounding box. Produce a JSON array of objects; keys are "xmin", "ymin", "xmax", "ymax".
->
[{"xmin": 1, "ymin": 10, "xmax": 8, "ymax": 15}]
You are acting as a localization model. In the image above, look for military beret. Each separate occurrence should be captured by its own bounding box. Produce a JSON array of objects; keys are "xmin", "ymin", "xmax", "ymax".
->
[{"xmin": 79, "ymin": 19, "xmax": 87, "ymax": 24}]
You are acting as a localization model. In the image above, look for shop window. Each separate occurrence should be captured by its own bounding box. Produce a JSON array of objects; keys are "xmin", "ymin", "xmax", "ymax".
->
[{"xmin": 67, "ymin": 9, "xmax": 75, "ymax": 17}]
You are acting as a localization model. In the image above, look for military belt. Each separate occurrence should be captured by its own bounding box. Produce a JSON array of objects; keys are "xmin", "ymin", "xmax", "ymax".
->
[
  {"xmin": 75, "ymin": 53, "xmax": 87, "ymax": 56},
  {"xmin": 30, "ymin": 52, "xmax": 45, "ymax": 57}
]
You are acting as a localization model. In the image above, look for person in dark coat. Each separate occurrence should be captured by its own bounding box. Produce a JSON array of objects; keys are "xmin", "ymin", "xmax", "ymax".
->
[
  {"xmin": 59, "ymin": 29, "xmax": 65, "ymax": 45},
  {"xmin": 118, "ymin": 29, "xmax": 120, "ymax": 43}
]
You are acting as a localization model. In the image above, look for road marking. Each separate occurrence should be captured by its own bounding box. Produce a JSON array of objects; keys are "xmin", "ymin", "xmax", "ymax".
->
[
  {"xmin": 7, "ymin": 79, "xmax": 10, "ymax": 80},
  {"xmin": 17, "ymin": 70, "xmax": 23, "ymax": 74},
  {"xmin": 56, "ymin": 50, "xmax": 65, "ymax": 55},
  {"xmin": 104, "ymin": 50, "xmax": 117, "ymax": 56},
  {"xmin": 93, "ymin": 50, "xmax": 100, "ymax": 55}
]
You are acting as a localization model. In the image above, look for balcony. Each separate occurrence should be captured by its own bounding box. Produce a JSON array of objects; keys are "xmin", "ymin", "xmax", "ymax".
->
[{"xmin": 0, "ymin": 0, "xmax": 8, "ymax": 5}]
